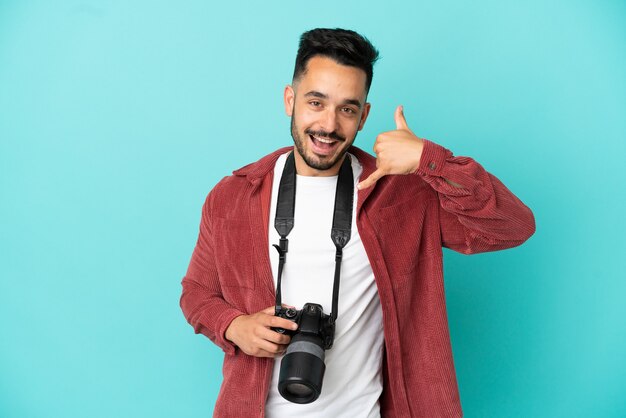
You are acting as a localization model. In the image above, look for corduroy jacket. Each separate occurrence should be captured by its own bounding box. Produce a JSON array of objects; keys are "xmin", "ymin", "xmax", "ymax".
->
[{"xmin": 180, "ymin": 140, "xmax": 535, "ymax": 417}]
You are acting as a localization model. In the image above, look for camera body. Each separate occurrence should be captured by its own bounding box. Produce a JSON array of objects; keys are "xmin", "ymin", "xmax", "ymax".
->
[{"xmin": 274, "ymin": 303, "xmax": 335, "ymax": 349}]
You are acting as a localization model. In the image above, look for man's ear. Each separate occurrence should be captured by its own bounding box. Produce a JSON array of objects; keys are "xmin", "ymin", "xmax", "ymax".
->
[
  {"xmin": 358, "ymin": 102, "xmax": 371, "ymax": 131},
  {"xmin": 284, "ymin": 85, "xmax": 295, "ymax": 116}
]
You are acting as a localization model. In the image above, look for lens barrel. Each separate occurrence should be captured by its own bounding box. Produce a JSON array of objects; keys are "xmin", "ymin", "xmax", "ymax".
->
[{"xmin": 278, "ymin": 334, "xmax": 326, "ymax": 404}]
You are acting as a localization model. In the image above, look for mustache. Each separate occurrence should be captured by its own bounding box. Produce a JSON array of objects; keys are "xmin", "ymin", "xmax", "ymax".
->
[{"xmin": 304, "ymin": 128, "xmax": 345, "ymax": 142}]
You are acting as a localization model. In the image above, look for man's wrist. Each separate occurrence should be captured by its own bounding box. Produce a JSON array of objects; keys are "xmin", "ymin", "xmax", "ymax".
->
[{"xmin": 225, "ymin": 314, "xmax": 244, "ymax": 344}]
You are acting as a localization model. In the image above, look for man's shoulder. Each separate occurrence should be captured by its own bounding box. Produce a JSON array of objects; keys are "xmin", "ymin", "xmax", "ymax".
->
[
  {"xmin": 207, "ymin": 147, "xmax": 289, "ymax": 198},
  {"xmin": 231, "ymin": 147, "xmax": 291, "ymax": 178}
]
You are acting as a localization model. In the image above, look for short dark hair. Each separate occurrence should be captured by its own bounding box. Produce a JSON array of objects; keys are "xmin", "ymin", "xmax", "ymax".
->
[{"xmin": 292, "ymin": 28, "xmax": 380, "ymax": 93}]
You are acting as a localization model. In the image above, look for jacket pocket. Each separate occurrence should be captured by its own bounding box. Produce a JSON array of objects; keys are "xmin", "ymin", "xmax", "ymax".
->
[
  {"xmin": 375, "ymin": 196, "xmax": 433, "ymax": 282},
  {"xmin": 213, "ymin": 216, "xmax": 256, "ymax": 289}
]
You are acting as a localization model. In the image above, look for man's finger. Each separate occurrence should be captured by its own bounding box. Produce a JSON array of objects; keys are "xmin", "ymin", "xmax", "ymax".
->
[
  {"xmin": 357, "ymin": 168, "xmax": 385, "ymax": 190},
  {"xmin": 394, "ymin": 105, "xmax": 409, "ymax": 131},
  {"xmin": 254, "ymin": 346, "xmax": 286, "ymax": 358},
  {"xmin": 260, "ymin": 306, "xmax": 298, "ymax": 330},
  {"xmin": 261, "ymin": 326, "xmax": 292, "ymax": 345},
  {"xmin": 256, "ymin": 338, "xmax": 289, "ymax": 356},
  {"xmin": 269, "ymin": 315, "xmax": 299, "ymax": 331}
]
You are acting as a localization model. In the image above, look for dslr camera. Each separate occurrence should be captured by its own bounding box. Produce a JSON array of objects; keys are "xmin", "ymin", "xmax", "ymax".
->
[{"xmin": 273, "ymin": 303, "xmax": 335, "ymax": 404}]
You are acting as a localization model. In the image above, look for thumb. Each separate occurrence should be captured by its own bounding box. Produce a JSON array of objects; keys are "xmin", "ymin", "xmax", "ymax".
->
[
  {"xmin": 357, "ymin": 168, "xmax": 385, "ymax": 190},
  {"xmin": 394, "ymin": 105, "xmax": 409, "ymax": 131}
]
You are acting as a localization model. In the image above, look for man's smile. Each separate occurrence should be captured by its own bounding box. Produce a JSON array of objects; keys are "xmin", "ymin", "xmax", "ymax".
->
[
  {"xmin": 311, "ymin": 135, "xmax": 336, "ymax": 144},
  {"xmin": 309, "ymin": 134, "xmax": 342, "ymax": 155}
]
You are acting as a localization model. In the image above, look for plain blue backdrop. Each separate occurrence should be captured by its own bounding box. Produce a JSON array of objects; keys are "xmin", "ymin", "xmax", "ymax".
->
[{"xmin": 1, "ymin": 1, "xmax": 625, "ymax": 417}]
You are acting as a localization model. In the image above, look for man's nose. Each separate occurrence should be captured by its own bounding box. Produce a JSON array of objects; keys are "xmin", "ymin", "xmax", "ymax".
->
[{"xmin": 320, "ymin": 109, "xmax": 338, "ymax": 133}]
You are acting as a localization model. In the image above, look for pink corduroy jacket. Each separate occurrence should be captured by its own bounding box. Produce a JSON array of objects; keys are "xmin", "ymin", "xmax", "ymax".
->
[{"xmin": 180, "ymin": 140, "xmax": 535, "ymax": 417}]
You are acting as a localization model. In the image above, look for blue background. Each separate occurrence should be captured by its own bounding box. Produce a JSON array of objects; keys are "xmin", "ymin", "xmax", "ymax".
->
[{"xmin": 1, "ymin": 1, "xmax": 625, "ymax": 417}]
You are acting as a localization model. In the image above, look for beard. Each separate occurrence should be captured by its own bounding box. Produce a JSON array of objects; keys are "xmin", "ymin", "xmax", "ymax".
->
[{"xmin": 290, "ymin": 114, "xmax": 355, "ymax": 171}]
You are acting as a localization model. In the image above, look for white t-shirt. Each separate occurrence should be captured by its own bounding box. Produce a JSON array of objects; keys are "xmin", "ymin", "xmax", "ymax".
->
[{"xmin": 265, "ymin": 152, "xmax": 384, "ymax": 418}]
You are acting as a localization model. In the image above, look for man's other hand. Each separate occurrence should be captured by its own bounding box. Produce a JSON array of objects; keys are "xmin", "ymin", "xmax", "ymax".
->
[
  {"xmin": 225, "ymin": 306, "xmax": 298, "ymax": 358},
  {"xmin": 357, "ymin": 105, "xmax": 425, "ymax": 190}
]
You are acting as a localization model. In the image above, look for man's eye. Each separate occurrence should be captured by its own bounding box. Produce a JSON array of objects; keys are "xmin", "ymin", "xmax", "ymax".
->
[
  {"xmin": 342, "ymin": 107, "xmax": 356, "ymax": 114},
  {"xmin": 309, "ymin": 101, "xmax": 321, "ymax": 107}
]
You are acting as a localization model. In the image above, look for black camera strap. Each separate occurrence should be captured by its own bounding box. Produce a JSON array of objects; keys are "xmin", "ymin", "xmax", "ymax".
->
[{"xmin": 273, "ymin": 151, "xmax": 354, "ymax": 323}]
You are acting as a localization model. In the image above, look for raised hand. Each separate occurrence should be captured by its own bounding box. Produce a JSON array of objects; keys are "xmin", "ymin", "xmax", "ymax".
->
[
  {"xmin": 225, "ymin": 306, "xmax": 298, "ymax": 358},
  {"xmin": 357, "ymin": 105, "xmax": 425, "ymax": 190}
]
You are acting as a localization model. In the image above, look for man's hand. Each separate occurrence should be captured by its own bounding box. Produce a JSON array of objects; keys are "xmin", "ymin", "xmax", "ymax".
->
[
  {"xmin": 225, "ymin": 306, "xmax": 298, "ymax": 358},
  {"xmin": 357, "ymin": 105, "xmax": 425, "ymax": 190}
]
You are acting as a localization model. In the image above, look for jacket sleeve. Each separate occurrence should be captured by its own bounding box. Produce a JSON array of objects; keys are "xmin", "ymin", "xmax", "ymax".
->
[
  {"xmin": 179, "ymin": 190, "xmax": 244, "ymax": 355},
  {"xmin": 414, "ymin": 139, "xmax": 536, "ymax": 254}
]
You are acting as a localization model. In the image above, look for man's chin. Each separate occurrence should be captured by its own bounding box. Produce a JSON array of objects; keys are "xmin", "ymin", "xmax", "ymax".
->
[{"xmin": 303, "ymin": 152, "xmax": 343, "ymax": 171}]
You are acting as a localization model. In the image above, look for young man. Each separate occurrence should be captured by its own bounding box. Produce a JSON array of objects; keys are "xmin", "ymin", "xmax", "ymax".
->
[{"xmin": 180, "ymin": 28, "xmax": 535, "ymax": 417}]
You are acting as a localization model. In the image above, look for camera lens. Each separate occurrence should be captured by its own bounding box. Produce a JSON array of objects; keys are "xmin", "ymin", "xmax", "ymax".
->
[
  {"xmin": 278, "ymin": 334, "xmax": 325, "ymax": 404},
  {"xmin": 284, "ymin": 383, "xmax": 313, "ymax": 397}
]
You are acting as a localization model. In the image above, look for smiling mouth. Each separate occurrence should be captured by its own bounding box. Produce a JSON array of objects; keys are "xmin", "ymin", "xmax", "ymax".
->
[
  {"xmin": 309, "ymin": 134, "xmax": 342, "ymax": 155},
  {"xmin": 311, "ymin": 134, "xmax": 338, "ymax": 144}
]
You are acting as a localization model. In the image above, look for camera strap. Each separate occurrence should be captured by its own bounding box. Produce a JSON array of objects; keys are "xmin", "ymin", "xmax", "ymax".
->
[{"xmin": 273, "ymin": 151, "xmax": 354, "ymax": 323}]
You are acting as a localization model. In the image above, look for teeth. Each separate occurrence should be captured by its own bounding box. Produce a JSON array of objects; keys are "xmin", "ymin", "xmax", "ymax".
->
[{"xmin": 313, "ymin": 136, "xmax": 335, "ymax": 144}]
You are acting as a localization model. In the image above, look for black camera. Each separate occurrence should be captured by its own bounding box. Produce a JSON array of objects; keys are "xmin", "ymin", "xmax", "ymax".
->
[{"xmin": 274, "ymin": 303, "xmax": 335, "ymax": 404}]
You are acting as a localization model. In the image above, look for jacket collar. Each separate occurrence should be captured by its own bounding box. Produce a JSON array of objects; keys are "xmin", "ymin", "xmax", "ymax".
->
[
  {"xmin": 233, "ymin": 145, "xmax": 378, "ymax": 206},
  {"xmin": 232, "ymin": 146, "xmax": 292, "ymax": 184}
]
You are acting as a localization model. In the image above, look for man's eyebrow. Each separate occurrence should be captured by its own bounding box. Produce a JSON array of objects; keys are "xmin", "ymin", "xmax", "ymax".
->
[
  {"xmin": 304, "ymin": 90, "xmax": 362, "ymax": 108},
  {"xmin": 304, "ymin": 90, "xmax": 329, "ymax": 100},
  {"xmin": 343, "ymin": 98, "xmax": 363, "ymax": 108}
]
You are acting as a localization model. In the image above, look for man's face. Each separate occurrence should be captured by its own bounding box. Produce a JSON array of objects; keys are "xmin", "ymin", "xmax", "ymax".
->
[{"xmin": 284, "ymin": 55, "xmax": 371, "ymax": 176}]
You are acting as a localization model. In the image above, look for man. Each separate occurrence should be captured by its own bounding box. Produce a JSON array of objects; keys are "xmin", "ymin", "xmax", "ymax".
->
[{"xmin": 180, "ymin": 28, "xmax": 535, "ymax": 417}]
